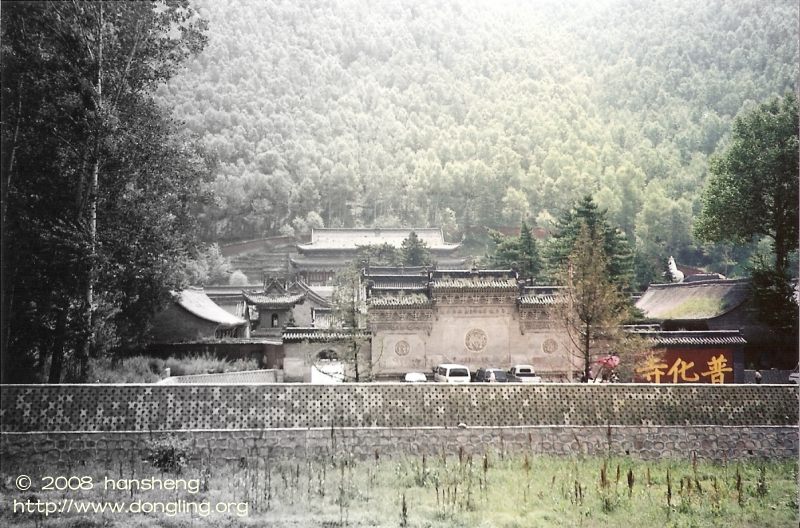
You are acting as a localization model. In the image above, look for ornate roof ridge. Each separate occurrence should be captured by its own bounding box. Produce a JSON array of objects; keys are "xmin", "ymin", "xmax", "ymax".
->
[
  {"xmin": 647, "ymin": 278, "xmax": 750, "ymax": 288},
  {"xmin": 628, "ymin": 329, "xmax": 747, "ymax": 346},
  {"xmin": 519, "ymin": 294, "xmax": 561, "ymax": 305},
  {"xmin": 242, "ymin": 290, "xmax": 306, "ymax": 306},
  {"xmin": 288, "ymin": 280, "xmax": 333, "ymax": 306},
  {"xmin": 282, "ymin": 327, "xmax": 368, "ymax": 342},
  {"xmin": 368, "ymin": 292, "xmax": 433, "ymax": 308}
]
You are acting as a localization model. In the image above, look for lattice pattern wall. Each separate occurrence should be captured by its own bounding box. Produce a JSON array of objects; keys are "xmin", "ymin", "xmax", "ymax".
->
[{"xmin": 1, "ymin": 384, "xmax": 796, "ymax": 432}]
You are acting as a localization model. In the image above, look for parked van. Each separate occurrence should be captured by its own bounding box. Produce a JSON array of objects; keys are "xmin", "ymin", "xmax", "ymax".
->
[
  {"xmin": 434, "ymin": 363, "xmax": 471, "ymax": 383},
  {"xmin": 509, "ymin": 364, "xmax": 542, "ymax": 383}
]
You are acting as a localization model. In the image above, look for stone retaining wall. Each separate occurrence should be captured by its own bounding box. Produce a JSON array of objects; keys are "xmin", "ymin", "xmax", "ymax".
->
[
  {"xmin": 2, "ymin": 426, "xmax": 796, "ymax": 468},
  {"xmin": 2, "ymin": 384, "xmax": 796, "ymax": 464}
]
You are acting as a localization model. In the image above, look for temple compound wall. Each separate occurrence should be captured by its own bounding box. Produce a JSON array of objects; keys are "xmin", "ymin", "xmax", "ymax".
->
[
  {"xmin": 366, "ymin": 269, "xmax": 751, "ymax": 382},
  {"xmin": 368, "ymin": 270, "xmax": 578, "ymax": 379},
  {"xmin": 371, "ymin": 297, "xmax": 571, "ymax": 378}
]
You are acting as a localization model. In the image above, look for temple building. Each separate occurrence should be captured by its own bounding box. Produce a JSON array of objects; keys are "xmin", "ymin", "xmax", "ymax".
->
[
  {"xmin": 150, "ymin": 287, "xmax": 250, "ymax": 341},
  {"xmin": 242, "ymin": 278, "xmax": 306, "ymax": 336},
  {"xmin": 635, "ymin": 278, "xmax": 796, "ymax": 369},
  {"xmin": 365, "ymin": 268, "xmax": 576, "ymax": 379},
  {"xmin": 290, "ymin": 228, "xmax": 467, "ymax": 285},
  {"xmin": 627, "ymin": 328, "xmax": 746, "ymax": 383}
]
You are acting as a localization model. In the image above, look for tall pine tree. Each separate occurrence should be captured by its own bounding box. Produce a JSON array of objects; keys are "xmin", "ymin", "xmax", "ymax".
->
[
  {"xmin": 488, "ymin": 221, "xmax": 542, "ymax": 281},
  {"xmin": 400, "ymin": 231, "xmax": 433, "ymax": 267},
  {"xmin": 547, "ymin": 196, "xmax": 634, "ymax": 290}
]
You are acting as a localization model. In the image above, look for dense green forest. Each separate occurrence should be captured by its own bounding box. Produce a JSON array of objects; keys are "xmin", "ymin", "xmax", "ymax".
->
[
  {"xmin": 157, "ymin": 0, "xmax": 798, "ymax": 285},
  {"xmin": 1, "ymin": 1, "xmax": 797, "ymax": 383}
]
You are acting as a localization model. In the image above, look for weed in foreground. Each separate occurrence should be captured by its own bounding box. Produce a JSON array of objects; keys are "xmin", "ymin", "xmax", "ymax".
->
[{"xmin": 0, "ymin": 452, "xmax": 796, "ymax": 527}]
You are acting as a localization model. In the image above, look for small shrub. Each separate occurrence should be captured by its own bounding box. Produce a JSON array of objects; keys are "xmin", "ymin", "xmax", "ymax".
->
[
  {"xmin": 229, "ymin": 357, "xmax": 259, "ymax": 371},
  {"xmin": 164, "ymin": 352, "xmax": 257, "ymax": 376},
  {"xmin": 146, "ymin": 435, "xmax": 191, "ymax": 474},
  {"xmin": 87, "ymin": 355, "xmax": 163, "ymax": 383},
  {"xmin": 756, "ymin": 465, "xmax": 768, "ymax": 497},
  {"xmin": 229, "ymin": 269, "xmax": 249, "ymax": 285}
]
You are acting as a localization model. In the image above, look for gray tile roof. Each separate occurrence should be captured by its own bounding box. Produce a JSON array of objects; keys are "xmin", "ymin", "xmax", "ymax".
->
[
  {"xmin": 298, "ymin": 228, "xmax": 460, "ymax": 251},
  {"xmin": 365, "ymin": 266, "xmax": 429, "ymax": 275},
  {"xmin": 289, "ymin": 256, "xmax": 351, "ymax": 270},
  {"xmin": 242, "ymin": 291, "xmax": 305, "ymax": 307},
  {"xmin": 635, "ymin": 279, "xmax": 750, "ymax": 320},
  {"xmin": 519, "ymin": 294, "xmax": 561, "ymax": 305},
  {"xmin": 282, "ymin": 327, "xmax": 368, "ymax": 342},
  {"xmin": 369, "ymin": 293, "xmax": 433, "ymax": 308},
  {"xmin": 433, "ymin": 277, "xmax": 519, "ymax": 290},
  {"xmin": 630, "ymin": 330, "xmax": 747, "ymax": 346},
  {"xmin": 368, "ymin": 275, "xmax": 429, "ymax": 290},
  {"xmin": 173, "ymin": 288, "xmax": 248, "ymax": 327},
  {"xmin": 288, "ymin": 280, "xmax": 333, "ymax": 306}
]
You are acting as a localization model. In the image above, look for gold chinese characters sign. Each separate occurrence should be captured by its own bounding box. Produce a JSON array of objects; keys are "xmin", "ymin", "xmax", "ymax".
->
[{"xmin": 635, "ymin": 348, "xmax": 734, "ymax": 384}]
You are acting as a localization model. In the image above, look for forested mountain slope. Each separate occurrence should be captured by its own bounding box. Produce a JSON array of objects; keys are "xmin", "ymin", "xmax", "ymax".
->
[{"xmin": 156, "ymin": 0, "xmax": 798, "ymax": 284}]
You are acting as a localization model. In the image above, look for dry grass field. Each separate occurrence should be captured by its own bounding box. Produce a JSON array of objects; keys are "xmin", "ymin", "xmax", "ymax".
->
[{"xmin": 1, "ymin": 437, "xmax": 797, "ymax": 527}]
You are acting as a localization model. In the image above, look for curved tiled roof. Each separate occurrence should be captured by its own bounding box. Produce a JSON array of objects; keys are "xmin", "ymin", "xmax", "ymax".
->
[
  {"xmin": 433, "ymin": 277, "xmax": 519, "ymax": 291},
  {"xmin": 298, "ymin": 228, "xmax": 461, "ymax": 251},
  {"xmin": 368, "ymin": 274, "xmax": 429, "ymax": 290},
  {"xmin": 366, "ymin": 266, "xmax": 429, "ymax": 275},
  {"xmin": 289, "ymin": 280, "xmax": 333, "ymax": 306},
  {"xmin": 635, "ymin": 279, "xmax": 750, "ymax": 320},
  {"xmin": 173, "ymin": 288, "xmax": 247, "ymax": 327},
  {"xmin": 289, "ymin": 256, "xmax": 351, "ymax": 270},
  {"xmin": 519, "ymin": 294, "xmax": 561, "ymax": 305},
  {"xmin": 369, "ymin": 293, "xmax": 432, "ymax": 308},
  {"xmin": 242, "ymin": 290, "xmax": 305, "ymax": 307},
  {"xmin": 431, "ymin": 269, "xmax": 519, "ymax": 291},
  {"xmin": 370, "ymin": 282, "xmax": 428, "ymax": 290}
]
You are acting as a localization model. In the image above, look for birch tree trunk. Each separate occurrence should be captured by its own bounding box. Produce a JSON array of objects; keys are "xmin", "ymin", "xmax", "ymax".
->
[{"xmin": 80, "ymin": 3, "xmax": 103, "ymax": 381}]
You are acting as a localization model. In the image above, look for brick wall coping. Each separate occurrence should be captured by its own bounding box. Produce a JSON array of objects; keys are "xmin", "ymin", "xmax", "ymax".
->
[
  {"xmin": 3, "ymin": 425, "xmax": 797, "ymax": 435},
  {"xmin": 3, "ymin": 383, "xmax": 797, "ymax": 387}
]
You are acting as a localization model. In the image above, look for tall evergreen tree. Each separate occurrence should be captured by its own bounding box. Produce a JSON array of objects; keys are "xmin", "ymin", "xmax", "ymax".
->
[
  {"xmin": 400, "ymin": 231, "xmax": 433, "ymax": 267},
  {"xmin": 356, "ymin": 243, "xmax": 401, "ymax": 268},
  {"xmin": 488, "ymin": 221, "xmax": 542, "ymax": 281},
  {"xmin": 547, "ymin": 196, "xmax": 634, "ymax": 290}
]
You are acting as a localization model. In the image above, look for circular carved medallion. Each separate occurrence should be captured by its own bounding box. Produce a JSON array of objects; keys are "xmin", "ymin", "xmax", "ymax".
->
[
  {"xmin": 542, "ymin": 338, "xmax": 558, "ymax": 354},
  {"xmin": 395, "ymin": 340, "xmax": 410, "ymax": 356},
  {"xmin": 464, "ymin": 329, "xmax": 488, "ymax": 352}
]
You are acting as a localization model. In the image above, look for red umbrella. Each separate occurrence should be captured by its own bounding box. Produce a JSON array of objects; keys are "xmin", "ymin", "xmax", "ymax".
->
[{"xmin": 595, "ymin": 355, "xmax": 620, "ymax": 369}]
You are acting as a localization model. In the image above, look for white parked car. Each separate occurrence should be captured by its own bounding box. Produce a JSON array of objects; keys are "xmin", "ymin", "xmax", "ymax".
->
[
  {"xmin": 433, "ymin": 364, "xmax": 471, "ymax": 383},
  {"xmin": 404, "ymin": 372, "xmax": 428, "ymax": 383},
  {"xmin": 509, "ymin": 364, "xmax": 542, "ymax": 383}
]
